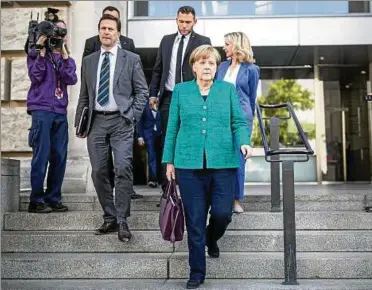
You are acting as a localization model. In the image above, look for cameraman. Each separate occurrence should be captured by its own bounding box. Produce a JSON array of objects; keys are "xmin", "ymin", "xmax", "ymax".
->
[{"xmin": 27, "ymin": 20, "xmax": 77, "ymax": 213}]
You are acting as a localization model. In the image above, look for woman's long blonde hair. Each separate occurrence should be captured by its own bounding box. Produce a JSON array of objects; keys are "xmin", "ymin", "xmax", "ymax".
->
[{"xmin": 224, "ymin": 32, "xmax": 255, "ymax": 63}]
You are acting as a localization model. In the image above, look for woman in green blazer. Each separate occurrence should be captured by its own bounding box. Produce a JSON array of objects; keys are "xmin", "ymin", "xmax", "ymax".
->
[{"xmin": 162, "ymin": 45, "xmax": 252, "ymax": 289}]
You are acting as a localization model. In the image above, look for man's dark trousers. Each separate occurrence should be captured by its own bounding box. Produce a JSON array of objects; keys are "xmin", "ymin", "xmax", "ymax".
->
[
  {"xmin": 29, "ymin": 110, "xmax": 68, "ymax": 204},
  {"xmin": 145, "ymin": 133, "xmax": 162, "ymax": 182},
  {"xmin": 88, "ymin": 113, "xmax": 134, "ymax": 223},
  {"xmin": 176, "ymin": 168, "xmax": 236, "ymax": 281},
  {"xmin": 159, "ymin": 90, "xmax": 172, "ymax": 190}
]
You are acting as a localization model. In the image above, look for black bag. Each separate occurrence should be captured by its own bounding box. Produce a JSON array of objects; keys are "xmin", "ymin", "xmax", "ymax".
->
[{"xmin": 76, "ymin": 107, "xmax": 89, "ymax": 138}]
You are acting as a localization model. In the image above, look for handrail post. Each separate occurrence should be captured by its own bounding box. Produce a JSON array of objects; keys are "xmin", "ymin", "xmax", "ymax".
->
[
  {"xmin": 270, "ymin": 117, "xmax": 281, "ymax": 212},
  {"xmin": 282, "ymin": 160, "xmax": 298, "ymax": 285}
]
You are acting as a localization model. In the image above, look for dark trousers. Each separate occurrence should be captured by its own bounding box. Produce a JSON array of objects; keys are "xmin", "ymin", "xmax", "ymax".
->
[
  {"xmin": 176, "ymin": 168, "xmax": 236, "ymax": 280},
  {"xmin": 29, "ymin": 110, "xmax": 68, "ymax": 204},
  {"xmin": 145, "ymin": 133, "xmax": 162, "ymax": 182},
  {"xmin": 159, "ymin": 90, "xmax": 172, "ymax": 191},
  {"xmin": 87, "ymin": 113, "xmax": 134, "ymax": 223}
]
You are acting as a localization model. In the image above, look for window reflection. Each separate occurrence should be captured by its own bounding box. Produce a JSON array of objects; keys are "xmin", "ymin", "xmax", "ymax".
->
[{"xmin": 134, "ymin": 1, "xmax": 370, "ymax": 17}]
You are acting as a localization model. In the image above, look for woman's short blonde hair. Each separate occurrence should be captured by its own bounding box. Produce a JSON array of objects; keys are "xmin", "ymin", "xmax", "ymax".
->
[
  {"xmin": 224, "ymin": 32, "xmax": 255, "ymax": 63},
  {"xmin": 189, "ymin": 45, "xmax": 221, "ymax": 71}
]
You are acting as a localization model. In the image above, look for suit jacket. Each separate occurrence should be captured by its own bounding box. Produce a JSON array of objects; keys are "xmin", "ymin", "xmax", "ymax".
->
[
  {"xmin": 215, "ymin": 60, "xmax": 260, "ymax": 130},
  {"xmin": 162, "ymin": 80, "xmax": 250, "ymax": 169},
  {"xmin": 83, "ymin": 35, "xmax": 136, "ymax": 59},
  {"xmin": 75, "ymin": 48, "xmax": 149, "ymax": 135},
  {"xmin": 149, "ymin": 31, "xmax": 211, "ymax": 101},
  {"xmin": 137, "ymin": 103, "xmax": 162, "ymax": 140}
]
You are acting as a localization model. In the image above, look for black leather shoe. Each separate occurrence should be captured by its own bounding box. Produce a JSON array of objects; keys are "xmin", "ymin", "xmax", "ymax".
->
[
  {"xmin": 186, "ymin": 279, "xmax": 204, "ymax": 289},
  {"xmin": 28, "ymin": 202, "xmax": 52, "ymax": 213},
  {"xmin": 49, "ymin": 202, "xmax": 69, "ymax": 212},
  {"xmin": 148, "ymin": 181, "xmax": 158, "ymax": 188},
  {"xmin": 118, "ymin": 222, "xmax": 132, "ymax": 242},
  {"xmin": 95, "ymin": 222, "xmax": 117, "ymax": 235},
  {"xmin": 206, "ymin": 232, "xmax": 220, "ymax": 258},
  {"xmin": 131, "ymin": 190, "xmax": 143, "ymax": 200}
]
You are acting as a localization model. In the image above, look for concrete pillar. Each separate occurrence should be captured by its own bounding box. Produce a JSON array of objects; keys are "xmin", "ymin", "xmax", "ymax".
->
[
  {"xmin": 1, "ymin": 158, "xmax": 21, "ymax": 225},
  {"xmin": 313, "ymin": 47, "xmax": 327, "ymax": 184}
]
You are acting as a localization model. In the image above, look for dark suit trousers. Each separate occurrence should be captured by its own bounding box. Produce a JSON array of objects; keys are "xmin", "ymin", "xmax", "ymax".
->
[
  {"xmin": 159, "ymin": 90, "xmax": 172, "ymax": 189},
  {"xmin": 87, "ymin": 113, "xmax": 133, "ymax": 223},
  {"xmin": 176, "ymin": 168, "xmax": 236, "ymax": 280}
]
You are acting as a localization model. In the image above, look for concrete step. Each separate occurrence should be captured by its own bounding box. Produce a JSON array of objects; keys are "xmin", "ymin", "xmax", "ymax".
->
[
  {"xmin": 2, "ymin": 252, "xmax": 372, "ymax": 279},
  {"xmin": 4, "ymin": 211, "xmax": 372, "ymax": 231},
  {"xmin": 3, "ymin": 279, "xmax": 372, "ymax": 290},
  {"xmin": 2, "ymin": 230, "xmax": 372, "ymax": 253},
  {"xmin": 18, "ymin": 192, "xmax": 369, "ymax": 212}
]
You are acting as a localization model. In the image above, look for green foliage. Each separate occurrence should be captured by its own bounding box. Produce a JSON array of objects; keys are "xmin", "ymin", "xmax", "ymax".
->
[{"xmin": 251, "ymin": 79, "xmax": 315, "ymax": 147}]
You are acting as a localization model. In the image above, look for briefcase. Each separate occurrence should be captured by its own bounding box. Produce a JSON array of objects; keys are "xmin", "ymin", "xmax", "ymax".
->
[
  {"xmin": 76, "ymin": 106, "xmax": 89, "ymax": 138},
  {"xmin": 159, "ymin": 179, "xmax": 185, "ymax": 244}
]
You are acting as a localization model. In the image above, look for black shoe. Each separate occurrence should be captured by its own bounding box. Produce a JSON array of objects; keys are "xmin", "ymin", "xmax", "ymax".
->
[
  {"xmin": 118, "ymin": 222, "xmax": 132, "ymax": 242},
  {"xmin": 186, "ymin": 279, "xmax": 204, "ymax": 289},
  {"xmin": 148, "ymin": 181, "xmax": 158, "ymax": 188},
  {"xmin": 95, "ymin": 222, "xmax": 118, "ymax": 235},
  {"xmin": 206, "ymin": 232, "xmax": 220, "ymax": 258},
  {"xmin": 49, "ymin": 202, "xmax": 69, "ymax": 212},
  {"xmin": 28, "ymin": 202, "xmax": 52, "ymax": 213},
  {"xmin": 131, "ymin": 191, "xmax": 143, "ymax": 200}
]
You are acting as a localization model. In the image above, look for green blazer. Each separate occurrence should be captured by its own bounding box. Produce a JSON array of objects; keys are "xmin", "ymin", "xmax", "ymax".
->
[{"xmin": 162, "ymin": 80, "xmax": 251, "ymax": 169}]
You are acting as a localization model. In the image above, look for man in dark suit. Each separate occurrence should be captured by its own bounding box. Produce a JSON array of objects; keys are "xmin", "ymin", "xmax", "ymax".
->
[
  {"xmin": 75, "ymin": 14, "xmax": 148, "ymax": 242},
  {"xmin": 82, "ymin": 6, "xmax": 142, "ymax": 199},
  {"xmin": 149, "ymin": 6, "xmax": 211, "ymax": 191},
  {"xmin": 137, "ymin": 102, "xmax": 162, "ymax": 188}
]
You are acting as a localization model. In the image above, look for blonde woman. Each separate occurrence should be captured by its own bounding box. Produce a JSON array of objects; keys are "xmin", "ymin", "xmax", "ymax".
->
[
  {"xmin": 215, "ymin": 32, "xmax": 260, "ymax": 213},
  {"xmin": 163, "ymin": 45, "xmax": 252, "ymax": 289}
]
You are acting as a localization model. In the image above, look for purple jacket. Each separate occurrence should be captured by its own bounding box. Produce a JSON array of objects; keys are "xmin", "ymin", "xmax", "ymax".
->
[{"xmin": 26, "ymin": 48, "xmax": 77, "ymax": 115}]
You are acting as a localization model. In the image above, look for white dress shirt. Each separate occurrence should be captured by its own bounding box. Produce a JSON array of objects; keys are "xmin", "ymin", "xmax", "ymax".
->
[
  {"xmin": 165, "ymin": 32, "xmax": 191, "ymax": 92},
  {"xmin": 95, "ymin": 45, "xmax": 119, "ymax": 112},
  {"xmin": 223, "ymin": 64, "xmax": 241, "ymax": 87}
]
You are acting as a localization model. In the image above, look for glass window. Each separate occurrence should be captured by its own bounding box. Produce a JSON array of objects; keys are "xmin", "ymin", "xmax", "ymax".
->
[{"xmin": 133, "ymin": 1, "xmax": 370, "ymax": 18}]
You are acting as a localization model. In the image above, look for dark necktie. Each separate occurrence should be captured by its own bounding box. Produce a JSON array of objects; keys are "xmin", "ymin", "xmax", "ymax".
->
[
  {"xmin": 175, "ymin": 35, "xmax": 185, "ymax": 84},
  {"xmin": 97, "ymin": 52, "xmax": 110, "ymax": 107}
]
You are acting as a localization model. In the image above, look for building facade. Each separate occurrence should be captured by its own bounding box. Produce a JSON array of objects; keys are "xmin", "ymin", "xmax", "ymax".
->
[{"xmin": 1, "ymin": 1, "xmax": 372, "ymax": 192}]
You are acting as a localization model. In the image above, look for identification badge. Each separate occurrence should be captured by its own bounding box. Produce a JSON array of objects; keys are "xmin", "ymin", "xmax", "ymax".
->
[{"xmin": 55, "ymin": 87, "xmax": 63, "ymax": 99}]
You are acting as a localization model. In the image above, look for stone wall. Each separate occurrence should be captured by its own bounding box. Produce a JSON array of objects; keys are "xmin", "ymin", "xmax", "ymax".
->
[
  {"xmin": 1, "ymin": 108, "xmax": 31, "ymax": 152},
  {"xmin": 1, "ymin": 57, "xmax": 30, "ymax": 100},
  {"xmin": 1, "ymin": 7, "xmax": 68, "ymax": 51}
]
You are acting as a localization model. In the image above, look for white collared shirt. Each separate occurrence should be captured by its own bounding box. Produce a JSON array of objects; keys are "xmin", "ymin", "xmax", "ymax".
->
[
  {"xmin": 95, "ymin": 45, "xmax": 119, "ymax": 112},
  {"xmin": 165, "ymin": 32, "xmax": 191, "ymax": 91}
]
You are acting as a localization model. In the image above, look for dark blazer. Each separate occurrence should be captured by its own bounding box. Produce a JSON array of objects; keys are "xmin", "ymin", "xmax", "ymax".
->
[
  {"xmin": 149, "ymin": 31, "xmax": 211, "ymax": 101},
  {"xmin": 75, "ymin": 49, "xmax": 148, "ymax": 135},
  {"xmin": 215, "ymin": 60, "xmax": 260, "ymax": 131},
  {"xmin": 83, "ymin": 35, "xmax": 136, "ymax": 59},
  {"xmin": 137, "ymin": 103, "xmax": 162, "ymax": 141}
]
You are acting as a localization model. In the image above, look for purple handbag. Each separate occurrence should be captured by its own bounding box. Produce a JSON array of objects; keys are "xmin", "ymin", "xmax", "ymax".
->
[{"xmin": 159, "ymin": 180, "xmax": 185, "ymax": 243}]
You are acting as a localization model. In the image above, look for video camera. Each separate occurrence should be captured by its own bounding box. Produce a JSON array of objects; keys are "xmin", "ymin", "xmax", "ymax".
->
[{"xmin": 25, "ymin": 8, "xmax": 67, "ymax": 54}]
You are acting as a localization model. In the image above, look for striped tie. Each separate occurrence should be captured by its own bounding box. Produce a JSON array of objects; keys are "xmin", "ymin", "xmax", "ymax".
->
[{"xmin": 97, "ymin": 52, "xmax": 110, "ymax": 107}]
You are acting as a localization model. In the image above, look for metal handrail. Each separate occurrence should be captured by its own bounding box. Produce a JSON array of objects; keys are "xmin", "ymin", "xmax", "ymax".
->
[
  {"xmin": 255, "ymin": 102, "xmax": 314, "ymax": 286},
  {"xmin": 256, "ymin": 102, "xmax": 314, "ymax": 161}
]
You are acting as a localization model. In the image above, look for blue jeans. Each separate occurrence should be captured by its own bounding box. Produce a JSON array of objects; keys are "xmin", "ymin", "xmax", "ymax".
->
[
  {"xmin": 176, "ymin": 168, "xmax": 236, "ymax": 281},
  {"xmin": 29, "ymin": 110, "xmax": 68, "ymax": 204}
]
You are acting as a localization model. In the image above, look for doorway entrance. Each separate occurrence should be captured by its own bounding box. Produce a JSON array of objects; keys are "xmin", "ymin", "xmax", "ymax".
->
[{"xmin": 323, "ymin": 66, "xmax": 371, "ymax": 182}]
